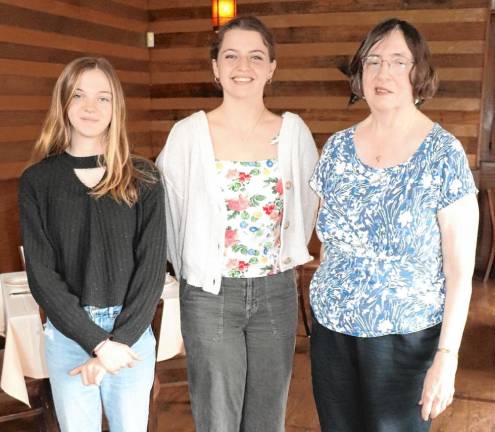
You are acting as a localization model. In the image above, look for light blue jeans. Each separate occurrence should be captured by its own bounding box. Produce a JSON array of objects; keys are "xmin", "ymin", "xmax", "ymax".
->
[{"xmin": 44, "ymin": 306, "xmax": 156, "ymax": 432}]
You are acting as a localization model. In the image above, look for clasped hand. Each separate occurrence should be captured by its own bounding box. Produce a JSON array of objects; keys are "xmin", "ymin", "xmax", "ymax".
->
[
  {"xmin": 69, "ymin": 340, "xmax": 140, "ymax": 386},
  {"xmin": 69, "ymin": 357, "xmax": 107, "ymax": 386}
]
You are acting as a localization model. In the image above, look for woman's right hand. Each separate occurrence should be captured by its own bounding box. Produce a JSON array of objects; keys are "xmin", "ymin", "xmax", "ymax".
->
[
  {"xmin": 95, "ymin": 340, "xmax": 140, "ymax": 373},
  {"xmin": 69, "ymin": 358, "xmax": 107, "ymax": 386}
]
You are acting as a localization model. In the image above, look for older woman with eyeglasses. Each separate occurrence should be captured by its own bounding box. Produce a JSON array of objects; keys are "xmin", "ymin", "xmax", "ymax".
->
[{"xmin": 309, "ymin": 19, "xmax": 478, "ymax": 431}]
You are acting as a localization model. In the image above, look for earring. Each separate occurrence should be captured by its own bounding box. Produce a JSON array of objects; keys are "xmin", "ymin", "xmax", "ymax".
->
[
  {"xmin": 266, "ymin": 77, "xmax": 272, "ymax": 84},
  {"xmin": 414, "ymin": 98, "xmax": 420, "ymax": 105},
  {"xmin": 214, "ymin": 76, "xmax": 220, "ymax": 84}
]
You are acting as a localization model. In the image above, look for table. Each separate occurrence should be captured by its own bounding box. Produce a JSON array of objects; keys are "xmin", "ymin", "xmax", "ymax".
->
[{"xmin": 0, "ymin": 271, "xmax": 184, "ymax": 406}]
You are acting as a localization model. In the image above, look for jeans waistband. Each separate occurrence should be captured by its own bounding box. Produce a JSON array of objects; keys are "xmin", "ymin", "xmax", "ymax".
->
[
  {"xmin": 221, "ymin": 268, "xmax": 293, "ymax": 283},
  {"xmin": 84, "ymin": 305, "xmax": 123, "ymax": 320}
]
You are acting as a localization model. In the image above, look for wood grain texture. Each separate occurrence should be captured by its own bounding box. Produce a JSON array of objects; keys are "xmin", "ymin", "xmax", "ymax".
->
[
  {"xmin": 0, "ymin": 0, "xmax": 153, "ymax": 188},
  {"xmin": 54, "ymin": 0, "xmax": 148, "ymax": 21},
  {"xmin": 0, "ymin": 0, "xmax": 491, "ymax": 273},
  {"xmin": 1, "ymin": 0, "xmax": 147, "ymax": 31},
  {"xmin": 149, "ymin": 54, "xmax": 485, "ymax": 74},
  {"xmin": 149, "ymin": 0, "xmax": 490, "ymax": 175},
  {"xmin": 0, "ymin": 3, "xmax": 145, "ymax": 47},
  {"xmin": 150, "ymin": 81, "xmax": 481, "ymax": 99},
  {"xmin": 149, "ymin": 1, "xmax": 488, "ymax": 21},
  {"xmin": 150, "ymin": 40, "xmax": 485, "ymax": 62},
  {"xmin": 0, "ymin": 59, "xmax": 149, "ymax": 83},
  {"xmin": 0, "ymin": 41, "xmax": 149, "ymax": 71},
  {"xmin": 149, "ymin": 7, "xmax": 487, "ymax": 33},
  {"xmin": 149, "ymin": 96, "xmax": 482, "ymax": 112},
  {"xmin": 479, "ymin": 10, "xmax": 495, "ymax": 162},
  {"xmin": 155, "ymin": 22, "xmax": 485, "ymax": 48},
  {"xmin": 1, "ymin": 283, "xmax": 494, "ymax": 430},
  {"xmin": 113, "ymin": 0, "xmax": 147, "ymax": 9},
  {"xmin": 151, "ymin": 67, "xmax": 482, "ymax": 84},
  {"xmin": 0, "ymin": 179, "xmax": 22, "ymax": 272},
  {"xmin": 0, "ymin": 25, "xmax": 148, "ymax": 60}
]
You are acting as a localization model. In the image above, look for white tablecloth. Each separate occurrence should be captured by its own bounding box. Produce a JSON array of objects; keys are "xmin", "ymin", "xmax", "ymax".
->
[{"xmin": 0, "ymin": 272, "xmax": 184, "ymax": 406}]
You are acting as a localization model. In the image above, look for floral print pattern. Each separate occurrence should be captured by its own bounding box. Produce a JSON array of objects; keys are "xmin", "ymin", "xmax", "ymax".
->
[
  {"xmin": 217, "ymin": 159, "xmax": 283, "ymax": 278},
  {"xmin": 310, "ymin": 123, "xmax": 477, "ymax": 337}
]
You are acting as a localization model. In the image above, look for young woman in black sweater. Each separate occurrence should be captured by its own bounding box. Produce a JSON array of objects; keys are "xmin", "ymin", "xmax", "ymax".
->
[{"xmin": 18, "ymin": 57, "xmax": 167, "ymax": 432}]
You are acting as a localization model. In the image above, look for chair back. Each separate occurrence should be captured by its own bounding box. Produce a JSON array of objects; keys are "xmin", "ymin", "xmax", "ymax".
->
[
  {"xmin": 487, "ymin": 188, "xmax": 495, "ymax": 241},
  {"xmin": 151, "ymin": 299, "xmax": 164, "ymax": 357}
]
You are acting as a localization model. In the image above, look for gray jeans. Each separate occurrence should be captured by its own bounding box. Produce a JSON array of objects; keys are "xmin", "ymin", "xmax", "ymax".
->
[{"xmin": 180, "ymin": 269, "xmax": 298, "ymax": 432}]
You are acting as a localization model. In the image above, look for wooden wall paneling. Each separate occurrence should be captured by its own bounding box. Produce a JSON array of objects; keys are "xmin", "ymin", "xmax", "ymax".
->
[
  {"xmin": 475, "ymin": 7, "xmax": 495, "ymax": 272},
  {"xmin": 149, "ymin": 0, "xmax": 491, "ymax": 271},
  {"xmin": 149, "ymin": 7, "xmax": 487, "ymax": 33},
  {"xmin": 0, "ymin": 25, "xmax": 148, "ymax": 59},
  {"xmin": 148, "ymin": 0, "xmax": 302, "ymax": 7},
  {"xmin": 0, "ymin": 3, "xmax": 145, "ymax": 47},
  {"xmin": 0, "ymin": 179, "xmax": 22, "ymax": 272},
  {"xmin": 111, "ymin": 0, "xmax": 147, "ymax": 9},
  {"xmin": 0, "ymin": 0, "xmax": 491, "ymax": 271},
  {"xmin": 477, "ymin": 162, "xmax": 495, "ymax": 271},
  {"xmin": 149, "ymin": 1, "xmax": 488, "ymax": 168},
  {"xmin": 155, "ymin": 22, "xmax": 485, "ymax": 48},
  {"xmin": 151, "ymin": 80, "xmax": 483, "ymax": 99},
  {"xmin": 0, "ymin": 1, "xmax": 152, "ymax": 174},
  {"xmin": 60, "ymin": 0, "xmax": 148, "ymax": 19},
  {"xmin": 0, "ymin": 0, "xmax": 151, "ymax": 271},
  {"xmin": 480, "ymin": 10, "xmax": 495, "ymax": 161},
  {"xmin": 151, "ymin": 66, "xmax": 482, "ymax": 84},
  {"xmin": 0, "ymin": 42, "xmax": 149, "ymax": 71},
  {"xmin": 2, "ymin": 0, "xmax": 147, "ymax": 32},
  {"xmin": 149, "ymin": 1, "xmax": 488, "ymax": 21}
]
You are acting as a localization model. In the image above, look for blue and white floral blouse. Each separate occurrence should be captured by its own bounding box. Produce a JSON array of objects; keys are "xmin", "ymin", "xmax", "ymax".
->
[{"xmin": 310, "ymin": 123, "xmax": 477, "ymax": 337}]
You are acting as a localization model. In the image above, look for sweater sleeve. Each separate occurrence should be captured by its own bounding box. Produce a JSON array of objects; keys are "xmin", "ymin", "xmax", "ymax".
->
[
  {"xmin": 297, "ymin": 118, "xmax": 320, "ymax": 244},
  {"xmin": 18, "ymin": 172, "xmax": 110, "ymax": 354},
  {"xmin": 155, "ymin": 122, "xmax": 186, "ymax": 279},
  {"xmin": 111, "ymin": 177, "xmax": 167, "ymax": 347}
]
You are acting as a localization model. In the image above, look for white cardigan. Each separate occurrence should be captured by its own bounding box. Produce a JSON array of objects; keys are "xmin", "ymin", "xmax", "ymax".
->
[{"xmin": 156, "ymin": 111, "xmax": 319, "ymax": 294}]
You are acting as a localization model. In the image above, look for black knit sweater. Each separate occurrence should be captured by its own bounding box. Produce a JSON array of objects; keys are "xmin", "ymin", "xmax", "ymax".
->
[{"xmin": 18, "ymin": 152, "xmax": 167, "ymax": 354}]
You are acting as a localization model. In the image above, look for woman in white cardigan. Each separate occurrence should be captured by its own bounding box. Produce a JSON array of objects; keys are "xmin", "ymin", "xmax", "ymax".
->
[{"xmin": 156, "ymin": 16, "xmax": 318, "ymax": 432}]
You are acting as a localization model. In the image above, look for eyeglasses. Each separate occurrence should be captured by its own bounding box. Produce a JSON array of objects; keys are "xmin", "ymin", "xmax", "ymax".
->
[{"xmin": 362, "ymin": 55, "xmax": 415, "ymax": 75}]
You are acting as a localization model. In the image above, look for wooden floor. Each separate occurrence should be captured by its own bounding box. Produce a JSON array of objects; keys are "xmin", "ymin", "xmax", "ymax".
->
[
  {"xmin": 156, "ymin": 279, "xmax": 495, "ymax": 432},
  {"xmin": 2, "ymin": 279, "xmax": 494, "ymax": 431}
]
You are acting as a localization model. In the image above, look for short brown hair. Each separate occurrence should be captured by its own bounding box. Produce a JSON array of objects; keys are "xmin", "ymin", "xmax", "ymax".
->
[
  {"xmin": 349, "ymin": 18, "xmax": 438, "ymax": 105},
  {"xmin": 210, "ymin": 16, "xmax": 276, "ymax": 62}
]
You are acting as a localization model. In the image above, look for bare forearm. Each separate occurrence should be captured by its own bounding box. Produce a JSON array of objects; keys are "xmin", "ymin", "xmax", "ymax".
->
[
  {"xmin": 437, "ymin": 194, "xmax": 478, "ymax": 354},
  {"xmin": 438, "ymin": 276, "xmax": 472, "ymax": 352}
]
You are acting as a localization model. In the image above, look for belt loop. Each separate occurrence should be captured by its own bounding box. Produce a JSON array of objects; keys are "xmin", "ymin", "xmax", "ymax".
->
[{"xmin": 84, "ymin": 305, "xmax": 94, "ymax": 320}]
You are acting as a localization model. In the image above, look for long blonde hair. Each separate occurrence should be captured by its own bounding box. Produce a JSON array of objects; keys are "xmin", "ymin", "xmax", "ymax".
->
[{"xmin": 31, "ymin": 56, "xmax": 156, "ymax": 206}]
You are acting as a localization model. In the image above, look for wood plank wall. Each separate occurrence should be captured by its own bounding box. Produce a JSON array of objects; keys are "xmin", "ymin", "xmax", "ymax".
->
[
  {"xmin": 0, "ymin": 0, "xmax": 151, "ymax": 180},
  {"xmin": 476, "ymin": 9, "xmax": 495, "ymax": 273},
  {"xmin": 0, "ymin": 0, "xmax": 491, "ymax": 272},
  {"xmin": 0, "ymin": 0, "xmax": 149, "ymax": 272},
  {"xmin": 148, "ymin": 0, "xmax": 490, "ymax": 172}
]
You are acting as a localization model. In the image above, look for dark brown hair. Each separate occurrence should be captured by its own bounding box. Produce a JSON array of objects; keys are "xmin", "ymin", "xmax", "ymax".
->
[
  {"xmin": 210, "ymin": 16, "xmax": 276, "ymax": 62},
  {"xmin": 349, "ymin": 18, "xmax": 438, "ymax": 105}
]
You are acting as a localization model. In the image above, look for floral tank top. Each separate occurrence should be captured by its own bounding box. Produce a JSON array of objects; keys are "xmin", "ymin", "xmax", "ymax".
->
[{"xmin": 216, "ymin": 159, "xmax": 284, "ymax": 278}]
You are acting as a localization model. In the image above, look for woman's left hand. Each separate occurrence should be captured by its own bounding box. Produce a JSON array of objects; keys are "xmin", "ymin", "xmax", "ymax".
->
[
  {"xmin": 70, "ymin": 358, "xmax": 107, "ymax": 386},
  {"xmin": 419, "ymin": 352, "xmax": 458, "ymax": 421}
]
